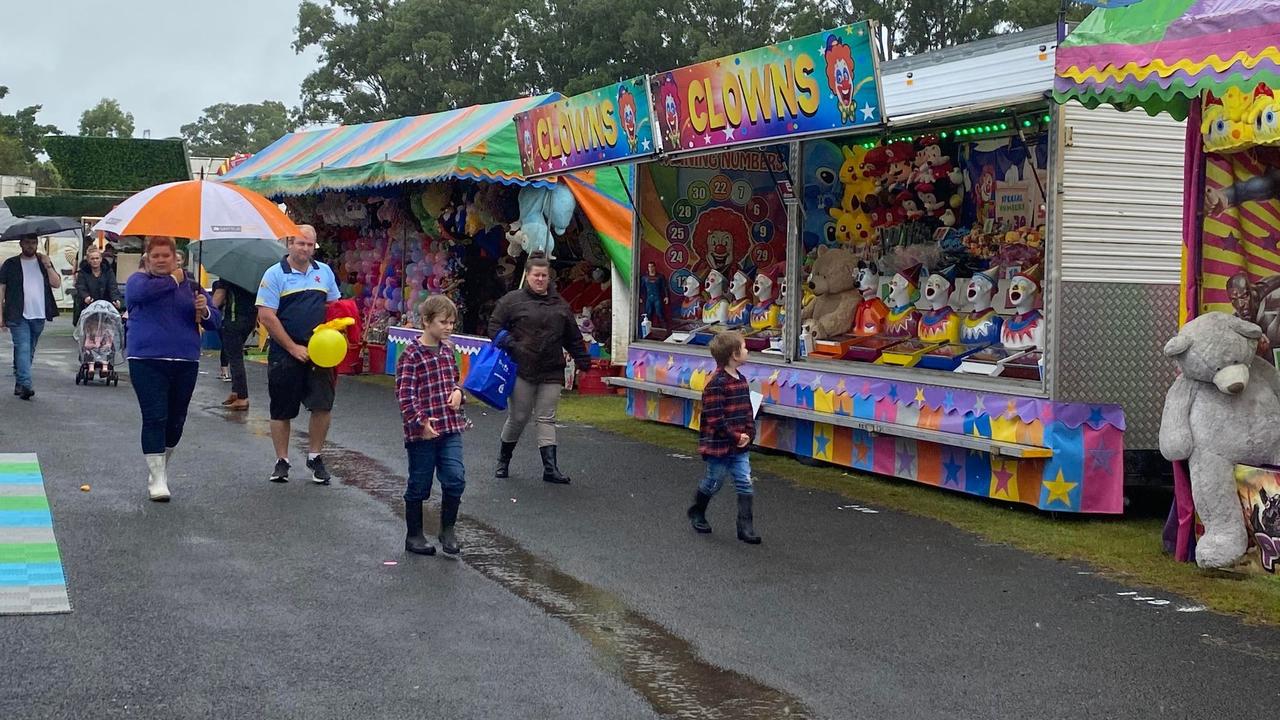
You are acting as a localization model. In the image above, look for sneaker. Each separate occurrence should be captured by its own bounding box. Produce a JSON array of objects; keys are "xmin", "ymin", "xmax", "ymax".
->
[
  {"xmin": 269, "ymin": 458, "xmax": 290, "ymax": 483},
  {"xmin": 17, "ymin": 386, "xmax": 33, "ymax": 401},
  {"xmin": 13, "ymin": 383, "xmax": 19, "ymax": 396},
  {"xmin": 306, "ymin": 456, "xmax": 331, "ymax": 485}
]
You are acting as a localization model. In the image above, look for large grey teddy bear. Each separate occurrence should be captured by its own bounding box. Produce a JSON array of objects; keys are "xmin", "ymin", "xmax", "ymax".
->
[{"xmin": 1160, "ymin": 312, "xmax": 1280, "ymax": 568}]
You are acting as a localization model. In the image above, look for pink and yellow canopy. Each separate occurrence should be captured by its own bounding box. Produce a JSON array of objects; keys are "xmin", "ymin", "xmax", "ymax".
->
[{"xmin": 1054, "ymin": 0, "xmax": 1280, "ymax": 121}]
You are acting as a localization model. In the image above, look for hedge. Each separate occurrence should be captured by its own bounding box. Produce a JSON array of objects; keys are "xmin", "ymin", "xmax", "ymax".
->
[
  {"xmin": 3, "ymin": 194, "xmax": 127, "ymax": 218},
  {"xmin": 43, "ymin": 136, "xmax": 190, "ymax": 193}
]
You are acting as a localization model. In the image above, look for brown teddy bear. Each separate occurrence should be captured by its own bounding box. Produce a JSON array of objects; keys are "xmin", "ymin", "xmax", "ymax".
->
[{"xmin": 801, "ymin": 245, "xmax": 861, "ymax": 339}]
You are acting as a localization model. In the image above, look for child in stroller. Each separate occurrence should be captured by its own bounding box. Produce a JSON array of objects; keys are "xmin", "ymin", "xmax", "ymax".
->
[{"xmin": 76, "ymin": 300, "xmax": 123, "ymax": 386}]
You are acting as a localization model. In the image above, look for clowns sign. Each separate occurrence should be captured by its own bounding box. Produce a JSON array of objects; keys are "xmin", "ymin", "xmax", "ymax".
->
[
  {"xmin": 650, "ymin": 22, "xmax": 883, "ymax": 156},
  {"xmin": 515, "ymin": 77, "xmax": 656, "ymax": 178}
]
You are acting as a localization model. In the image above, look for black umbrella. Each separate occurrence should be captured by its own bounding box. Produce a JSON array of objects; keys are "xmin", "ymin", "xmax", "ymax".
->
[{"xmin": 0, "ymin": 216, "xmax": 82, "ymax": 241}]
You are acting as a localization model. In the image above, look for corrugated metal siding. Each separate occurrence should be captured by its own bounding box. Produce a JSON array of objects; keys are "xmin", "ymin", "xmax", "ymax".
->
[
  {"xmin": 1060, "ymin": 103, "xmax": 1185, "ymax": 285},
  {"xmin": 881, "ymin": 26, "xmax": 1057, "ymax": 117}
]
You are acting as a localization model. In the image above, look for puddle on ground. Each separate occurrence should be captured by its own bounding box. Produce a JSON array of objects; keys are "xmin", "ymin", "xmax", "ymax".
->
[{"xmin": 321, "ymin": 447, "xmax": 813, "ymax": 720}]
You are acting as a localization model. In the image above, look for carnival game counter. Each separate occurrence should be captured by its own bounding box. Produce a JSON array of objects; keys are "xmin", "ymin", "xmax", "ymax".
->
[
  {"xmin": 387, "ymin": 327, "xmax": 492, "ymax": 377},
  {"xmin": 611, "ymin": 340, "xmax": 1124, "ymax": 514}
]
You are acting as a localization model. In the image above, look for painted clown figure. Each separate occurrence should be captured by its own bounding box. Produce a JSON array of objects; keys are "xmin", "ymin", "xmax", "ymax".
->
[
  {"xmin": 750, "ymin": 264, "xmax": 783, "ymax": 331},
  {"xmin": 961, "ymin": 268, "xmax": 1003, "ymax": 346},
  {"xmin": 883, "ymin": 264, "xmax": 923, "ymax": 338},
  {"xmin": 1001, "ymin": 265, "xmax": 1044, "ymax": 350},
  {"xmin": 917, "ymin": 266, "xmax": 960, "ymax": 344}
]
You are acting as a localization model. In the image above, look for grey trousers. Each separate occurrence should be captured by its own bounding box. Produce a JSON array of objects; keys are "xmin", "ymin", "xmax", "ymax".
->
[{"xmin": 501, "ymin": 377, "xmax": 562, "ymax": 447}]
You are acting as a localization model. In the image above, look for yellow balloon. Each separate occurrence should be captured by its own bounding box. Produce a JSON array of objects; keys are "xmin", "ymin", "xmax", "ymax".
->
[{"xmin": 308, "ymin": 328, "xmax": 348, "ymax": 368}]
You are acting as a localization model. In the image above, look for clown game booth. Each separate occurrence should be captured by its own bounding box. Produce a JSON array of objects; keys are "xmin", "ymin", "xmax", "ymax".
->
[
  {"xmin": 548, "ymin": 23, "xmax": 1191, "ymax": 515},
  {"xmin": 221, "ymin": 95, "xmax": 634, "ymax": 379},
  {"xmin": 1056, "ymin": 0, "xmax": 1280, "ymax": 565}
]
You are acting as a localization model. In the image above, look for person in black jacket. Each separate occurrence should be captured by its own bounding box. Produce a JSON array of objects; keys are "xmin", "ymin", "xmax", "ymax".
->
[
  {"xmin": 73, "ymin": 246, "xmax": 121, "ymax": 325},
  {"xmin": 487, "ymin": 253, "xmax": 591, "ymax": 483}
]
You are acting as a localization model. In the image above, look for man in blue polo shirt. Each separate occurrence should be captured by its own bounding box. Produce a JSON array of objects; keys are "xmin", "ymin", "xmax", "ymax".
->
[{"xmin": 256, "ymin": 225, "xmax": 342, "ymax": 484}]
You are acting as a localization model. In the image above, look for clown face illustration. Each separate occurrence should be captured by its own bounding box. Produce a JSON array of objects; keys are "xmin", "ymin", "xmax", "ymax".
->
[
  {"xmin": 824, "ymin": 35, "xmax": 857, "ymax": 123},
  {"xmin": 658, "ymin": 73, "xmax": 681, "ymax": 149},
  {"xmin": 618, "ymin": 86, "xmax": 638, "ymax": 153},
  {"xmin": 523, "ymin": 128, "xmax": 534, "ymax": 165}
]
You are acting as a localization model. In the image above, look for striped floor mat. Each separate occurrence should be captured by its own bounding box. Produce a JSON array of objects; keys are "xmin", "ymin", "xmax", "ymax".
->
[{"xmin": 0, "ymin": 453, "xmax": 70, "ymax": 614}]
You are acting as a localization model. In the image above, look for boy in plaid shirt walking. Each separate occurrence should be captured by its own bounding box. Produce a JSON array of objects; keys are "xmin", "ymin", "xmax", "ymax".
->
[
  {"xmin": 688, "ymin": 331, "xmax": 761, "ymax": 544},
  {"xmin": 395, "ymin": 296, "xmax": 469, "ymax": 556}
]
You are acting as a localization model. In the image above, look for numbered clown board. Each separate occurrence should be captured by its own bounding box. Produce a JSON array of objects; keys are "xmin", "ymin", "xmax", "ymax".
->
[{"xmin": 637, "ymin": 146, "xmax": 790, "ymax": 337}]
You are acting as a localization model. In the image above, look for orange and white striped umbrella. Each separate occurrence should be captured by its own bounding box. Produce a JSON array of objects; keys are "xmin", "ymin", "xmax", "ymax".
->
[{"xmin": 91, "ymin": 180, "xmax": 300, "ymax": 240}]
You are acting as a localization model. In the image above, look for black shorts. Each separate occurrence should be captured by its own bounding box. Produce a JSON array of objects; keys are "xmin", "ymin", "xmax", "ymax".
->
[{"xmin": 267, "ymin": 353, "xmax": 336, "ymax": 421}]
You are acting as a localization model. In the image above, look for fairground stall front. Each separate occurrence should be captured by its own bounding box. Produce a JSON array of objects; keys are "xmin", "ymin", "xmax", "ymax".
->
[
  {"xmin": 1056, "ymin": 0, "xmax": 1280, "ymax": 567},
  {"xmin": 581, "ymin": 23, "xmax": 1191, "ymax": 515},
  {"xmin": 221, "ymin": 96, "xmax": 634, "ymax": 380}
]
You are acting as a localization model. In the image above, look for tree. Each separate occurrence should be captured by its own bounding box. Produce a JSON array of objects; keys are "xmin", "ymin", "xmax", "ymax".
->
[
  {"xmin": 180, "ymin": 101, "xmax": 294, "ymax": 157},
  {"xmin": 79, "ymin": 98, "xmax": 135, "ymax": 138},
  {"xmin": 294, "ymin": 0, "xmax": 522, "ymax": 124},
  {"xmin": 0, "ymin": 85, "xmax": 61, "ymax": 164},
  {"xmin": 0, "ymin": 134, "xmax": 28, "ymax": 175}
]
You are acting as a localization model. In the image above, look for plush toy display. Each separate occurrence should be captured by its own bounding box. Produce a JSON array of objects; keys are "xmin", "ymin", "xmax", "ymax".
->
[
  {"xmin": 800, "ymin": 245, "xmax": 861, "ymax": 339},
  {"xmin": 511, "ymin": 184, "xmax": 577, "ymax": 258},
  {"xmin": 961, "ymin": 268, "xmax": 1003, "ymax": 346},
  {"xmin": 1001, "ymin": 264, "xmax": 1044, "ymax": 350},
  {"xmin": 727, "ymin": 269, "xmax": 752, "ymax": 327},
  {"xmin": 883, "ymin": 264, "xmax": 923, "ymax": 338},
  {"xmin": 852, "ymin": 261, "xmax": 888, "ymax": 336},
  {"xmin": 917, "ymin": 265, "xmax": 960, "ymax": 344},
  {"xmin": 1159, "ymin": 312, "xmax": 1280, "ymax": 568},
  {"xmin": 677, "ymin": 274, "xmax": 702, "ymax": 324},
  {"xmin": 702, "ymin": 269, "xmax": 729, "ymax": 325},
  {"xmin": 750, "ymin": 264, "xmax": 782, "ymax": 331}
]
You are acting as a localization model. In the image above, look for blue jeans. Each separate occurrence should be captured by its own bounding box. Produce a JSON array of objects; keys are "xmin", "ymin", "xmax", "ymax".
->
[
  {"xmin": 699, "ymin": 453, "xmax": 753, "ymax": 496},
  {"xmin": 405, "ymin": 433, "xmax": 466, "ymax": 503},
  {"xmin": 8, "ymin": 318, "xmax": 45, "ymax": 389},
  {"xmin": 128, "ymin": 359, "xmax": 199, "ymax": 454}
]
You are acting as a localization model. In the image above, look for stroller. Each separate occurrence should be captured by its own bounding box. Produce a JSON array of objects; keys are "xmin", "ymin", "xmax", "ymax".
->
[{"xmin": 75, "ymin": 300, "xmax": 123, "ymax": 387}]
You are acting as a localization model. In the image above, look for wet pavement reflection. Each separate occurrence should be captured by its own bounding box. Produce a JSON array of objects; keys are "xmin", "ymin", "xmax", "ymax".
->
[{"xmin": 323, "ymin": 447, "xmax": 813, "ymax": 720}]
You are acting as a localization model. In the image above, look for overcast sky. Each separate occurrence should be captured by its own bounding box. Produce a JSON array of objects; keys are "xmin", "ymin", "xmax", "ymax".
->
[{"xmin": 1, "ymin": 0, "xmax": 320, "ymax": 141}]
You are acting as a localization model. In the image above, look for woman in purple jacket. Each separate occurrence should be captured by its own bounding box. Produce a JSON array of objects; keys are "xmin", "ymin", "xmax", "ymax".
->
[{"xmin": 125, "ymin": 236, "xmax": 221, "ymax": 502}]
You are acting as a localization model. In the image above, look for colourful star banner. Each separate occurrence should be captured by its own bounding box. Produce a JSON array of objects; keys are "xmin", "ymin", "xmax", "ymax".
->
[
  {"xmin": 650, "ymin": 22, "xmax": 884, "ymax": 156},
  {"xmin": 515, "ymin": 77, "xmax": 656, "ymax": 178}
]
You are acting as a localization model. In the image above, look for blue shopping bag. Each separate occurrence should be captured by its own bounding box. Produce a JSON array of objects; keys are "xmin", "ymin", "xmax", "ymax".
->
[{"xmin": 463, "ymin": 331, "xmax": 517, "ymax": 410}]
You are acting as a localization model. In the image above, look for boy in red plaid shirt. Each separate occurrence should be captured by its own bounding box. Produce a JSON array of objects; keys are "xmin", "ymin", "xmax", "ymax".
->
[
  {"xmin": 688, "ymin": 331, "xmax": 761, "ymax": 544},
  {"xmin": 395, "ymin": 296, "xmax": 469, "ymax": 556}
]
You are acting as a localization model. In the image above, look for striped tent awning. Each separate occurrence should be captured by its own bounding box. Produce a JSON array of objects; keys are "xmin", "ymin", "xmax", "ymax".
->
[
  {"xmin": 221, "ymin": 95, "xmax": 560, "ymax": 197},
  {"xmin": 1054, "ymin": 0, "xmax": 1280, "ymax": 121}
]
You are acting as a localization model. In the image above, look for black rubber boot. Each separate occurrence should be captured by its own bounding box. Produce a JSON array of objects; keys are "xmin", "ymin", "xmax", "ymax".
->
[
  {"xmin": 404, "ymin": 500, "xmax": 436, "ymax": 555},
  {"xmin": 540, "ymin": 446, "xmax": 571, "ymax": 484},
  {"xmin": 494, "ymin": 441, "xmax": 517, "ymax": 478},
  {"xmin": 438, "ymin": 494, "xmax": 461, "ymax": 555},
  {"xmin": 736, "ymin": 494, "xmax": 761, "ymax": 545},
  {"xmin": 687, "ymin": 491, "xmax": 713, "ymax": 533}
]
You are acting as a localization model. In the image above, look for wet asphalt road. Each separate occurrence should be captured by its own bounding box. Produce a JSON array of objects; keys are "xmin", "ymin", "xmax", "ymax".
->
[{"xmin": 2, "ymin": 329, "xmax": 1279, "ymax": 720}]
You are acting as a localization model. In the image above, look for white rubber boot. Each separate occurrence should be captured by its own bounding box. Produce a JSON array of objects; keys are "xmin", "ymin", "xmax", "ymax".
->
[
  {"xmin": 146, "ymin": 454, "xmax": 171, "ymax": 502},
  {"xmin": 165, "ymin": 447, "xmax": 175, "ymax": 471}
]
